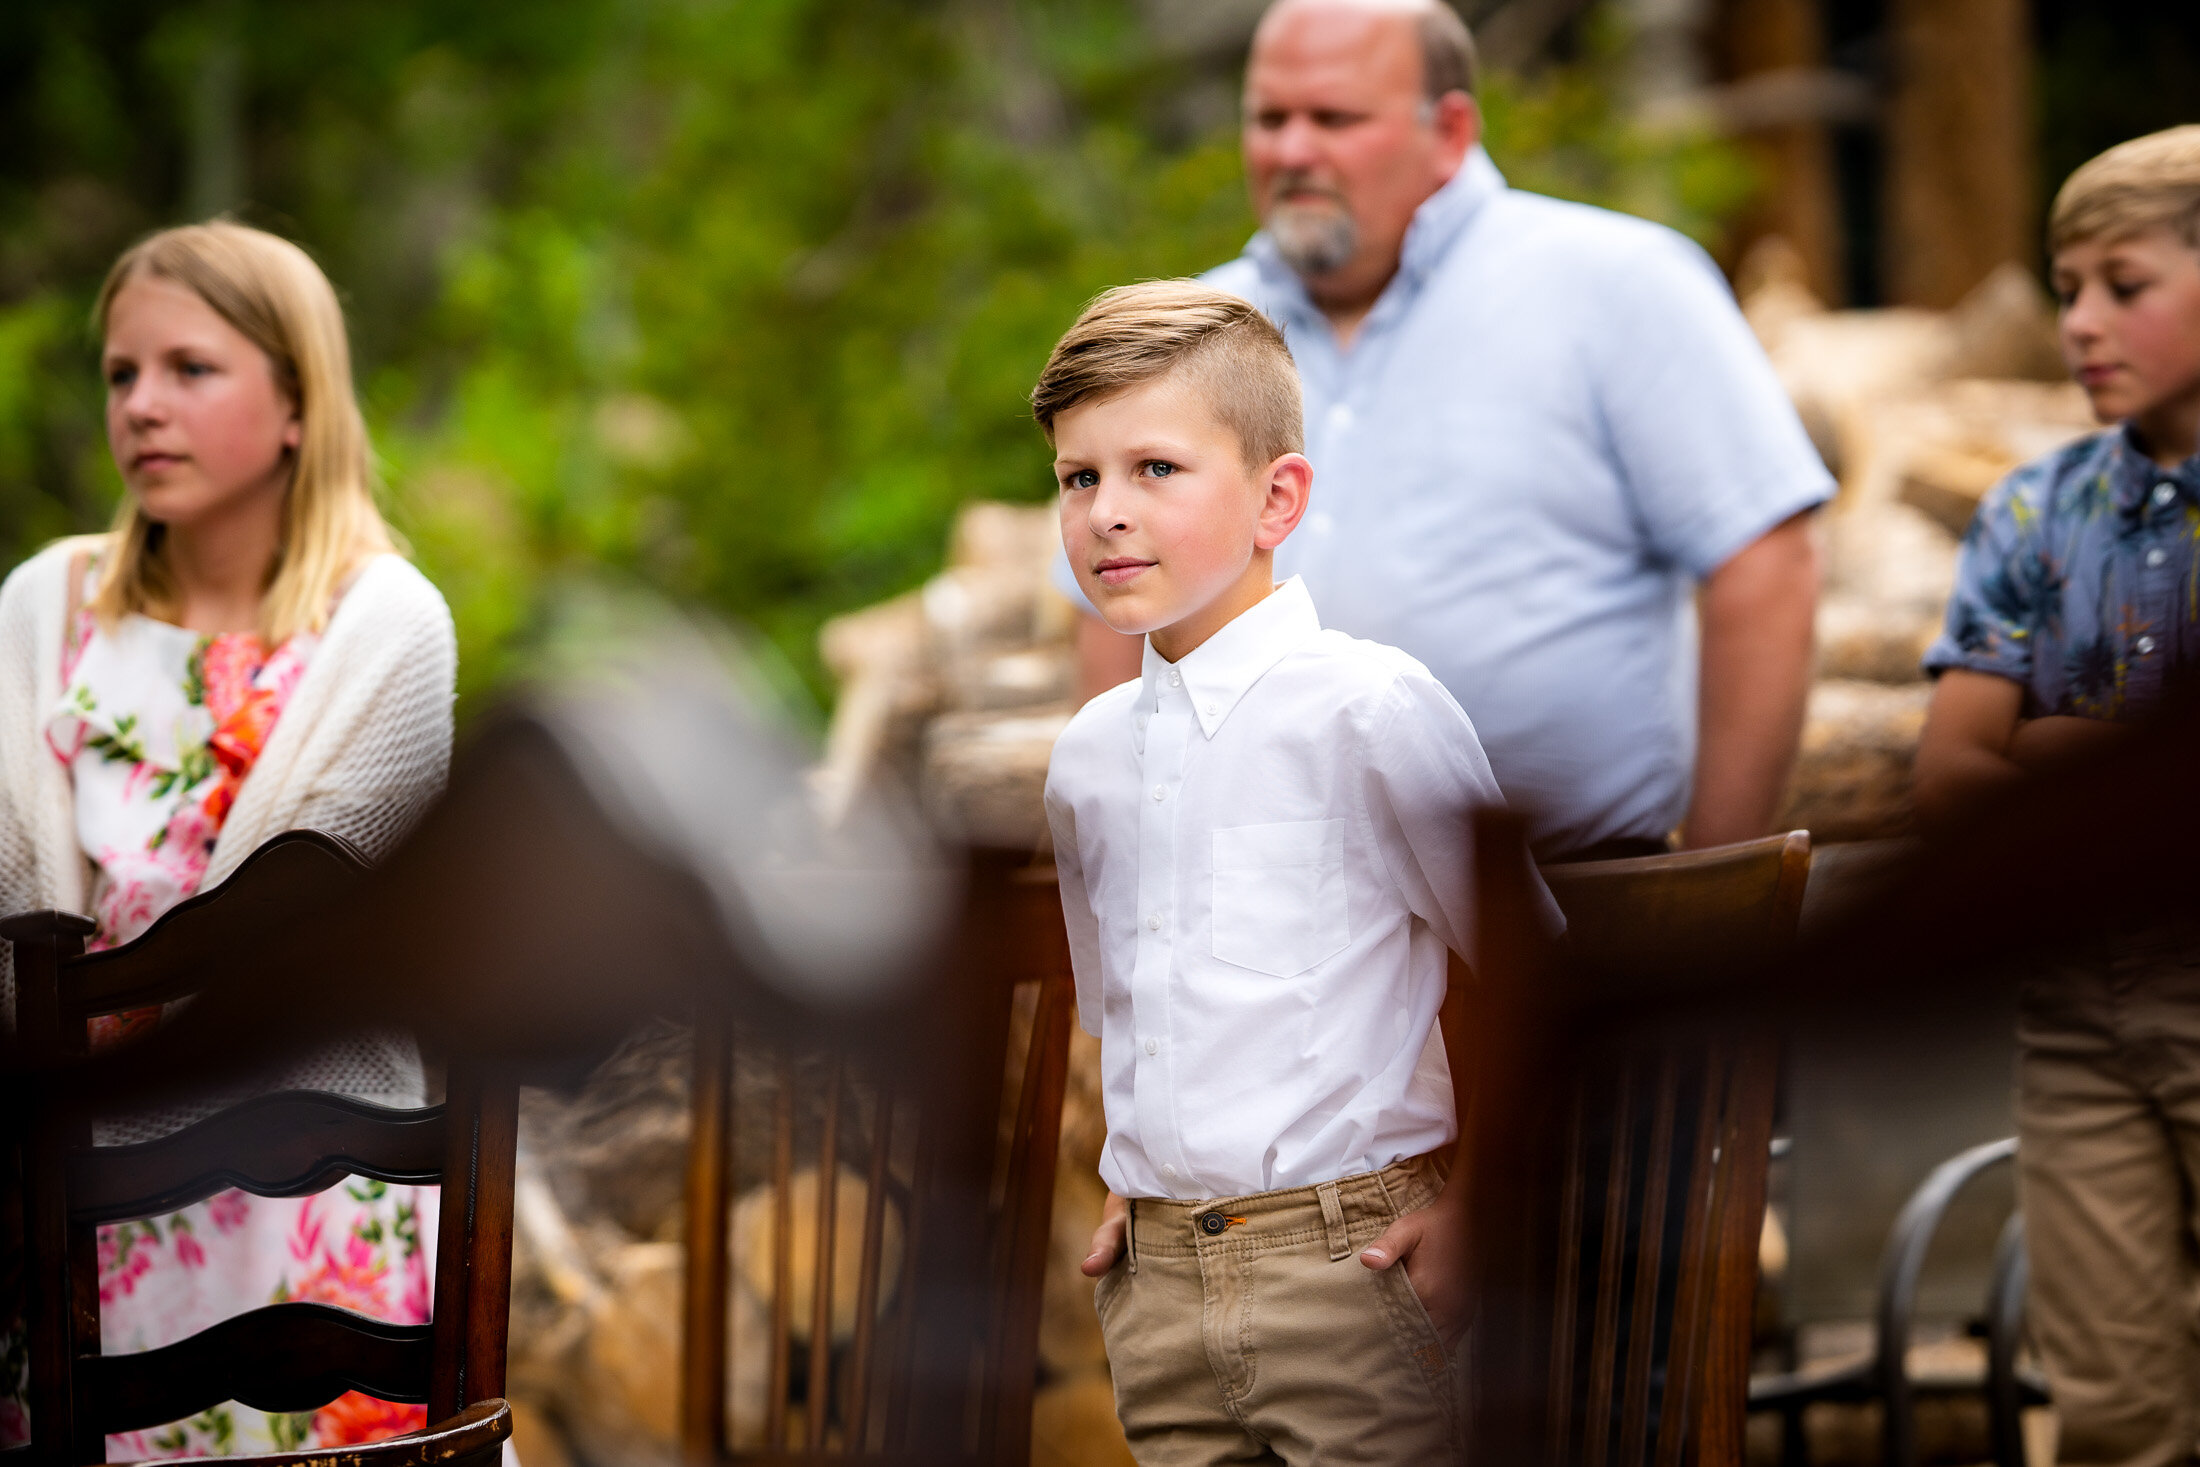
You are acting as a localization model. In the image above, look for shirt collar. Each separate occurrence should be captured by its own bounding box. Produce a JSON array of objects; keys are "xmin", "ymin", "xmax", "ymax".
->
[
  {"xmin": 1244, "ymin": 146, "xmax": 1507, "ymax": 323},
  {"xmin": 2110, "ymin": 423, "xmax": 2200, "ymax": 516},
  {"xmin": 1136, "ymin": 577, "xmax": 1323, "ymax": 741}
]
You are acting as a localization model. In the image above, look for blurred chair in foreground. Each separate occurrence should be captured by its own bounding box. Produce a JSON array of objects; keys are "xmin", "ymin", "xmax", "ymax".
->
[
  {"xmin": 6, "ymin": 830, "xmax": 516, "ymax": 1465},
  {"xmin": 1462, "ymin": 816, "xmax": 1809, "ymax": 1466},
  {"xmin": 679, "ymin": 849, "xmax": 1073, "ymax": 1463}
]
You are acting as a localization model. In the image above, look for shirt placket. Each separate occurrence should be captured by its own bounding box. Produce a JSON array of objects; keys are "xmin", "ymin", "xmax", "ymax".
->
[
  {"xmin": 2128, "ymin": 476, "xmax": 2191, "ymax": 709},
  {"xmin": 1129, "ymin": 670, "xmax": 1196, "ymax": 1194}
]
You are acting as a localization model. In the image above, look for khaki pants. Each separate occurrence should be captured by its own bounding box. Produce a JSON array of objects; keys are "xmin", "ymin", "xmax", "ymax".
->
[
  {"xmin": 1093, "ymin": 1154, "xmax": 1465, "ymax": 1466},
  {"xmin": 2018, "ymin": 937, "xmax": 2200, "ymax": 1467}
]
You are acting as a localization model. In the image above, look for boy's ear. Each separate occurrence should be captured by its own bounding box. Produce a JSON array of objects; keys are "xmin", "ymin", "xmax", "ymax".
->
[{"xmin": 1254, "ymin": 452, "xmax": 1313, "ymax": 551}]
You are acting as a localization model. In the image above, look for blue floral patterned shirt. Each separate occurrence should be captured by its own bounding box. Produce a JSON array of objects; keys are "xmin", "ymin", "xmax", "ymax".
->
[{"xmin": 1924, "ymin": 426, "xmax": 2200, "ymax": 719}]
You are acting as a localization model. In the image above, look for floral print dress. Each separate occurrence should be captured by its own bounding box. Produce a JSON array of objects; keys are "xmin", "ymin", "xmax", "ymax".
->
[{"xmin": 12, "ymin": 611, "xmax": 440, "ymax": 1458}]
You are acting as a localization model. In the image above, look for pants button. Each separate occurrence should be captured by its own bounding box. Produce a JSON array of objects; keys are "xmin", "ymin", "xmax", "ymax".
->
[{"xmin": 1199, "ymin": 1211, "xmax": 1227, "ymax": 1236}]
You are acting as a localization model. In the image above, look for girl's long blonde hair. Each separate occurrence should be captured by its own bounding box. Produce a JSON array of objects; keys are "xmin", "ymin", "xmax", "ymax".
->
[{"xmin": 90, "ymin": 221, "xmax": 394, "ymax": 645}]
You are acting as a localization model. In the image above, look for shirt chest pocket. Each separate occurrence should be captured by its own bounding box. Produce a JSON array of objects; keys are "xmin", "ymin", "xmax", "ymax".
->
[{"xmin": 1211, "ymin": 819, "xmax": 1351, "ymax": 978}]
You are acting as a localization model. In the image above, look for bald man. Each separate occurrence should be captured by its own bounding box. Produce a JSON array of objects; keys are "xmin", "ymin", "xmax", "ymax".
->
[{"xmin": 1061, "ymin": 0, "xmax": 1831, "ymax": 863}]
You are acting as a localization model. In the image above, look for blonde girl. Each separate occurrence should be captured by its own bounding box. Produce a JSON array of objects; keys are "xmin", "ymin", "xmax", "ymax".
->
[{"xmin": 0, "ymin": 222, "xmax": 455, "ymax": 1455}]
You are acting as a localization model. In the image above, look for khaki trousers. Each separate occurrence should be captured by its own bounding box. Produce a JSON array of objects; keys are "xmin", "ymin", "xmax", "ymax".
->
[
  {"xmin": 1093, "ymin": 1154, "xmax": 1465, "ymax": 1467},
  {"xmin": 2018, "ymin": 938, "xmax": 2200, "ymax": 1467}
]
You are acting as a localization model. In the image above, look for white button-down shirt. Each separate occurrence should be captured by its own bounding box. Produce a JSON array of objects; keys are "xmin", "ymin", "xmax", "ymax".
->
[
  {"xmin": 1056, "ymin": 149, "xmax": 1832, "ymax": 858},
  {"xmin": 1044, "ymin": 578, "xmax": 1559, "ymax": 1200}
]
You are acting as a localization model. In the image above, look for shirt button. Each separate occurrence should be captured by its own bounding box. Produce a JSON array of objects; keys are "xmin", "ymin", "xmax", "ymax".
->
[
  {"xmin": 2136, "ymin": 635, "xmax": 2158, "ymax": 655},
  {"xmin": 1203, "ymin": 703, "xmax": 1218, "ymax": 717},
  {"xmin": 1144, "ymin": 1037, "xmax": 1159, "ymax": 1056},
  {"xmin": 1152, "ymin": 784, "xmax": 1166, "ymax": 801},
  {"xmin": 1167, "ymin": 670, "xmax": 1181, "ymax": 688},
  {"xmin": 1136, "ymin": 713, "xmax": 1149, "ymax": 728},
  {"xmin": 1161, "ymin": 1164, "xmax": 1179, "ymax": 1181},
  {"xmin": 2155, "ymin": 482, "xmax": 2177, "ymax": 507},
  {"xmin": 2148, "ymin": 548, "xmax": 2169, "ymax": 568},
  {"xmin": 1147, "ymin": 914, "xmax": 1162, "ymax": 931}
]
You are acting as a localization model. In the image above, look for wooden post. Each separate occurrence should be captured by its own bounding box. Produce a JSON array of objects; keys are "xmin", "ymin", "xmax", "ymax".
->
[
  {"xmin": 5, "ymin": 911, "xmax": 97, "ymax": 1463},
  {"xmin": 1713, "ymin": 0, "xmax": 1846, "ymax": 303},
  {"xmin": 1884, "ymin": 0, "xmax": 2034, "ymax": 307}
]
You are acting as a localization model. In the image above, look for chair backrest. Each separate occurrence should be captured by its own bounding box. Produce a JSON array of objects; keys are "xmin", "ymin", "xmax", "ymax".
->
[
  {"xmin": 1462, "ymin": 817, "xmax": 1808, "ymax": 1467},
  {"xmin": 678, "ymin": 848, "xmax": 1074, "ymax": 1464},
  {"xmin": 4, "ymin": 830, "xmax": 517, "ymax": 1465}
]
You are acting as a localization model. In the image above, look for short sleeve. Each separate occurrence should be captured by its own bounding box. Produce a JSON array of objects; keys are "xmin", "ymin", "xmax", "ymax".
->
[
  {"xmin": 1921, "ymin": 466, "xmax": 2051, "ymax": 687},
  {"xmin": 1591, "ymin": 230, "xmax": 1833, "ymax": 577},
  {"xmin": 1358, "ymin": 671, "xmax": 1563, "ymax": 958}
]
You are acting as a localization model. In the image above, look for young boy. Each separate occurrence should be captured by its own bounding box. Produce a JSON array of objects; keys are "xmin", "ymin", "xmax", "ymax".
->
[
  {"xmin": 1036, "ymin": 280, "xmax": 1554, "ymax": 1464},
  {"xmin": 1916, "ymin": 125, "xmax": 2200, "ymax": 1466}
]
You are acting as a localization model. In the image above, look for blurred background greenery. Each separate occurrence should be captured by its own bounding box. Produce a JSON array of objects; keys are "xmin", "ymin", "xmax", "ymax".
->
[
  {"xmin": 0, "ymin": 0, "xmax": 1757, "ymax": 708},
  {"xmin": 1, "ymin": 0, "xmax": 2192, "ymax": 709}
]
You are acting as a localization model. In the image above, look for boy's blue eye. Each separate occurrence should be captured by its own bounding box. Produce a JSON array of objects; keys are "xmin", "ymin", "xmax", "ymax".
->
[
  {"xmin": 1145, "ymin": 461, "xmax": 1176, "ymax": 478},
  {"xmin": 1064, "ymin": 469, "xmax": 1098, "ymax": 491}
]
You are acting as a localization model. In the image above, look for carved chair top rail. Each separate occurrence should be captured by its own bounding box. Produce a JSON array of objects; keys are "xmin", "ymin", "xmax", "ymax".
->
[
  {"xmin": 54, "ymin": 831, "xmax": 367, "ymax": 1016},
  {"xmin": 66, "ymin": 1092, "xmax": 449, "ymax": 1222}
]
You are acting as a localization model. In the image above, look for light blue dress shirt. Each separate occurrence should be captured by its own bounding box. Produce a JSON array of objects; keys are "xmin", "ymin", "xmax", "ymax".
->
[{"xmin": 1055, "ymin": 148, "xmax": 1832, "ymax": 857}]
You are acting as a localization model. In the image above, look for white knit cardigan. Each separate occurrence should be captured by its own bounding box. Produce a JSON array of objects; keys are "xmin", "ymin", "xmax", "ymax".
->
[{"xmin": 0, "ymin": 536, "xmax": 456, "ymax": 1128}]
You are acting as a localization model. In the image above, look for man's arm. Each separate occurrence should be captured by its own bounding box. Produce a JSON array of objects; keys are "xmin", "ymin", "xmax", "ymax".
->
[
  {"xmin": 1077, "ymin": 612, "xmax": 1144, "ymax": 702},
  {"xmin": 1683, "ymin": 510, "xmax": 1822, "ymax": 849}
]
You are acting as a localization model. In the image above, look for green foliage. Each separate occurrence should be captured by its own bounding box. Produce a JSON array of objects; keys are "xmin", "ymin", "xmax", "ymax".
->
[{"xmin": 0, "ymin": 0, "xmax": 1755, "ymax": 709}]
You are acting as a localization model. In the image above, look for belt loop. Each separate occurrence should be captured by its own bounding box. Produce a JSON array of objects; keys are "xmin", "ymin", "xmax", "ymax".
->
[
  {"xmin": 1125, "ymin": 1198, "xmax": 1139, "ymax": 1274},
  {"xmin": 1318, "ymin": 1180, "xmax": 1351, "ymax": 1262}
]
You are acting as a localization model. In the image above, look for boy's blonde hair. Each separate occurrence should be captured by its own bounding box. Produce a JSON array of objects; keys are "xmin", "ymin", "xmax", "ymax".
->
[
  {"xmin": 1031, "ymin": 281, "xmax": 1303, "ymax": 468},
  {"xmin": 92, "ymin": 220, "xmax": 395, "ymax": 645},
  {"xmin": 2049, "ymin": 124, "xmax": 2200, "ymax": 255}
]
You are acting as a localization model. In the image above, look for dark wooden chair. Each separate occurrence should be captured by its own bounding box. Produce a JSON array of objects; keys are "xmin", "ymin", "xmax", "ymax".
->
[
  {"xmin": 4, "ymin": 830, "xmax": 517, "ymax": 1466},
  {"xmin": 678, "ymin": 848, "xmax": 1074, "ymax": 1464},
  {"xmin": 1460, "ymin": 815, "xmax": 1809, "ymax": 1467}
]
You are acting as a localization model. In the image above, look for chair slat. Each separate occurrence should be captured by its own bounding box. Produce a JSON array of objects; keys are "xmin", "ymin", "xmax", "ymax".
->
[
  {"xmin": 84, "ymin": 1301, "xmax": 432, "ymax": 1433},
  {"xmin": 803, "ymin": 1059, "xmax": 842, "ymax": 1448},
  {"xmin": 842, "ymin": 1081, "xmax": 896, "ymax": 1451},
  {"xmin": 765, "ymin": 1055, "xmax": 795, "ymax": 1448},
  {"xmin": 1616, "ymin": 1052, "xmax": 1680, "ymax": 1466},
  {"xmin": 1545, "ymin": 1092, "xmax": 1588, "ymax": 1467},
  {"xmin": 681, "ymin": 1011, "xmax": 733, "ymax": 1458},
  {"xmin": 1584, "ymin": 1063, "xmax": 1639, "ymax": 1467},
  {"xmin": 1654, "ymin": 1047, "xmax": 1729, "ymax": 1467},
  {"xmin": 982, "ymin": 958, "xmax": 1074, "ymax": 1458},
  {"xmin": 1695, "ymin": 1037, "xmax": 1780, "ymax": 1464},
  {"xmin": 67, "ymin": 1093, "xmax": 446, "ymax": 1222}
]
